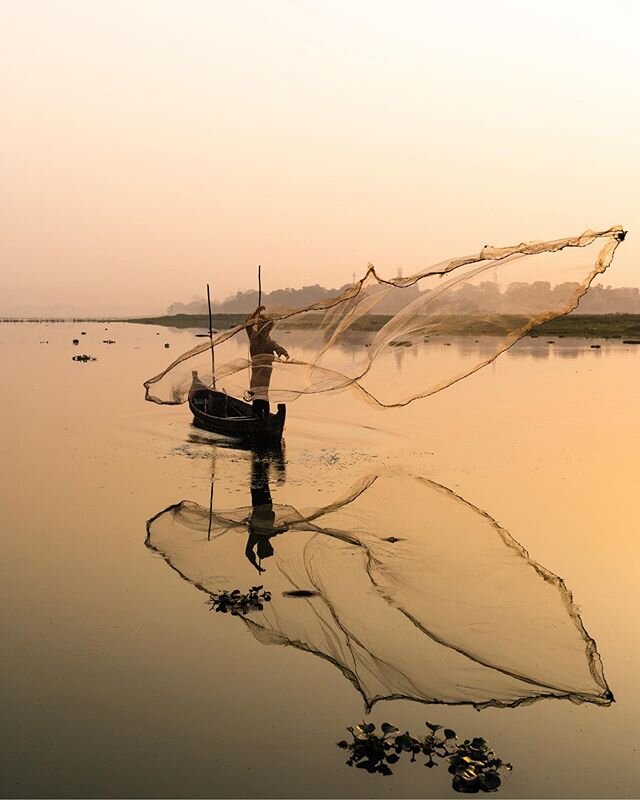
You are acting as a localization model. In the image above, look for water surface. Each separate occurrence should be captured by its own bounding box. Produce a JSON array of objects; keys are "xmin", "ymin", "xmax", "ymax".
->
[{"xmin": 1, "ymin": 322, "xmax": 638, "ymax": 798}]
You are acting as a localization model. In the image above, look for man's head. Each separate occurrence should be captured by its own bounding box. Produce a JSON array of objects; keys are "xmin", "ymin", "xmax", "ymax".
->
[{"xmin": 256, "ymin": 318, "xmax": 274, "ymax": 336}]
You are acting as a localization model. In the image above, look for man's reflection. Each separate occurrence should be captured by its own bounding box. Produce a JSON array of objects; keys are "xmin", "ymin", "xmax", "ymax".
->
[{"xmin": 245, "ymin": 444, "xmax": 287, "ymax": 573}]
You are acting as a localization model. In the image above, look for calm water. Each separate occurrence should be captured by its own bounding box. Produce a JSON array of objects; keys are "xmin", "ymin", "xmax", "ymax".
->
[{"xmin": 1, "ymin": 322, "xmax": 639, "ymax": 799}]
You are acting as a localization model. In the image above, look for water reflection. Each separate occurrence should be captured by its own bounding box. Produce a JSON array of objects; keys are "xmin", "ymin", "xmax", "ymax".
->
[
  {"xmin": 145, "ymin": 453, "xmax": 613, "ymax": 713},
  {"xmin": 246, "ymin": 445, "xmax": 287, "ymax": 573}
]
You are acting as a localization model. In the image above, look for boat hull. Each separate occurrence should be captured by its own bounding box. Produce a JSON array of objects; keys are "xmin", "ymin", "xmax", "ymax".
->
[{"xmin": 188, "ymin": 388, "xmax": 286, "ymax": 442}]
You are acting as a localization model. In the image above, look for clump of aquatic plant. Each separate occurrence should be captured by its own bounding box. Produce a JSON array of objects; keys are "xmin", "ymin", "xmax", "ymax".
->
[
  {"xmin": 72, "ymin": 354, "xmax": 96, "ymax": 362},
  {"xmin": 448, "ymin": 734, "xmax": 510, "ymax": 793},
  {"xmin": 209, "ymin": 586, "xmax": 271, "ymax": 616},
  {"xmin": 338, "ymin": 721, "xmax": 511, "ymax": 792}
]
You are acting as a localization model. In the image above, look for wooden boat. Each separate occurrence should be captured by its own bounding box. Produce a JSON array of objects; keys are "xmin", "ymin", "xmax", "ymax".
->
[{"xmin": 188, "ymin": 373, "xmax": 286, "ymax": 442}]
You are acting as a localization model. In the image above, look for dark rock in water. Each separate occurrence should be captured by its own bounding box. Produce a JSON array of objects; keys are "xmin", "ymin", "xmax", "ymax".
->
[
  {"xmin": 383, "ymin": 536, "xmax": 402, "ymax": 543},
  {"xmin": 623, "ymin": 339, "xmax": 640, "ymax": 345},
  {"xmin": 72, "ymin": 339, "xmax": 79, "ymax": 345},
  {"xmin": 590, "ymin": 344, "xmax": 601, "ymax": 349},
  {"xmin": 164, "ymin": 343, "xmax": 170, "ymax": 348},
  {"xmin": 282, "ymin": 590, "xmax": 320, "ymax": 598},
  {"xmin": 547, "ymin": 341, "xmax": 555, "ymax": 344},
  {"xmin": 81, "ymin": 331, "xmax": 86, "ymax": 335}
]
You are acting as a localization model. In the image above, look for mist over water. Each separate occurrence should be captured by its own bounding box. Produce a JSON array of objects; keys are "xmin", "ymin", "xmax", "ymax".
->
[{"xmin": 1, "ymin": 321, "xmax": 639, "ymax": 798}]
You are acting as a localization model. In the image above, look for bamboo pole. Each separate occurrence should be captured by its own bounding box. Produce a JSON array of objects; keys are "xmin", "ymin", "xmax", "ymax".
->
[
  {"xmin": 258, "ymin": 264, "xmax": 262, "ymax": 307},
  {"xmin": 206, "ymin": 283, "xmax": 216, "ymax": 389},
  {"xmin": 207, "ymin": 479, "xmax": 214, "ymax": 542}
]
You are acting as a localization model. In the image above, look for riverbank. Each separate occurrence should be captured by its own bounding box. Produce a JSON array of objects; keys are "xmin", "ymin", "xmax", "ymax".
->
[{"xmin": 123, "ymin": 313, "xmax": 640, "ymax": 338}]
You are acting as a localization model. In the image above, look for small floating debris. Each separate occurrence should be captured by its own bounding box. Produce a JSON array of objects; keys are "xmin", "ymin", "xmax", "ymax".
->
[
  {"xmin": 444, "ymin": 342, "xmax": 451, "ymax": 346},
  {"xmin": 282, "ymin": 589, "xmax": 320, "ymax": 598},
  {"xmin": 623, "ymin": 339, "xmax": 640, "ymax": 345},
  {"xmin": 72, "ymin": 354, "xmax": 96, "ymax": 362},
  {"xmin": 529, "ymin": 333, "xmax": 539, "ymax": 338},
  {"xmin": 81, "ymin": 331, "xmax": 86, "ymax": 335},
  {"xmin": 164, "ymin": 343, "xmax": 170, "ymax": 348},
  {"xmin": 39, "ymin": 340, "xmax": 49, "ymax": 344},
  {"xmin": 72, "ymin": 339, "xmax": 79, "ymax": 345},
  {"xmin": 383, "ymin": 536, "xmax": 401, "ymax": 543},
  {"xmin": 547, "ymin": 341, "xmax": 555, "ymax": 344},
  {"xmin": 590, "ymin": 344, "xmax": 601, "ymax": 349},
  {"xmin": 389, "ymin": 340, "xmax": 412, "ymax": 347},
  {"xmin": 209, "ymin": 586, "xmax": 271, "ymax": 616},
  {"xmin": 102, "ymin": 339, "xmax": 116, "ymax": 344}
]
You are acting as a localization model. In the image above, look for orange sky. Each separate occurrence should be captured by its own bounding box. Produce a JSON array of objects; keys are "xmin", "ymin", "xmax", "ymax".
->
[{"xmin": 2, "ymin": 0, "xmax": 638, "ymax": 315}]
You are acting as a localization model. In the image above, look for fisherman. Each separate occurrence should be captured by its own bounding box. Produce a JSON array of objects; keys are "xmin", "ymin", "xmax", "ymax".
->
[{"xmin": 244, "ymin": 305, "xmax": 289, "ymax": 417}]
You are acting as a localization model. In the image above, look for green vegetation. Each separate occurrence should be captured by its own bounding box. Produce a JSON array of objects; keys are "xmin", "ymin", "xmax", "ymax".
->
[
  {"xmin": 129, "ymin": 313, "xmax": 249, "ymax": 330},
  {"xmin": 127, "ymin": 312, "xmax": 640, "ymax": 338},
  {"xmin": 529, "ymin": 314, "xmax": 640, "ymax": 337}
]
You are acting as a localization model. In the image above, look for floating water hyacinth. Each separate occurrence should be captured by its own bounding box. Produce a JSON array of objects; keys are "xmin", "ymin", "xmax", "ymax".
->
[
  {"xmin": 338, "ymin": 721, "xmax": 511, "ymax": 792},
  {"xmin": 209, "ymin": 586, "xmax": 272, "ymax": 615}
]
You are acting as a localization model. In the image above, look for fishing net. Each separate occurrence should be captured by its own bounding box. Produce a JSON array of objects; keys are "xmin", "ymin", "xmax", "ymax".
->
[
  {"xmin": 143, "ymin": 227, "xmax": 625, "ymax": 407},
  {"xmin": 146, "ymin": 472, "xmax": 612, "ymax": 710}
]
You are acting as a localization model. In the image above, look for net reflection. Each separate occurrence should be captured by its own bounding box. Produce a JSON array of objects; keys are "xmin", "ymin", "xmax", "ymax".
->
[{"xmin": 145, "ymin": 459, "xmax": 612, "ymax": 711}]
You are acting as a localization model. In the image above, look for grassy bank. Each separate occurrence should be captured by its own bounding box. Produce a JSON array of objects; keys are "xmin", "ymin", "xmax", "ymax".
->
[{"xmin": 127, "ymin": 313, "xmax": 640, "ymax": 338}]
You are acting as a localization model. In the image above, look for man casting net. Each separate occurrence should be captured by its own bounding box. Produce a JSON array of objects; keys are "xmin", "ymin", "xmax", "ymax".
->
[{"xmin": 144, "ymin": 227, "xmax": 625, "ymax": 408}]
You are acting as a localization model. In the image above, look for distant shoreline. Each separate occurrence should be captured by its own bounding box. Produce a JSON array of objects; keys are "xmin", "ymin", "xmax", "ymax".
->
[
  {"xmin": 3, "ymin": 313, "xmax": 640, "ymax": 338},
  {"xmin": 126, "ymin": 312, "xmax": 640, "ymax": 338}
]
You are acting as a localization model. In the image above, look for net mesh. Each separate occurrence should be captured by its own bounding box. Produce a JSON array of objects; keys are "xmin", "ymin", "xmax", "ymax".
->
[
  {"xmin": 145, "ymin": 472, "xmax": 612, "ymax": 710},
  {"xmin": 143, "ymin": 227, "xmax": 625, "ymax": 407}
]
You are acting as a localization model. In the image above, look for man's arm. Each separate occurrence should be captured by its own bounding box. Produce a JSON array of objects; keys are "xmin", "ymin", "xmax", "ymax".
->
[
  {"xmin": 270, "ymin": 339, "xmax": 289, "ymax": 359},
  {"xmin": 245, "ymin": 532, "xmax": 266, "ymax": 573}
]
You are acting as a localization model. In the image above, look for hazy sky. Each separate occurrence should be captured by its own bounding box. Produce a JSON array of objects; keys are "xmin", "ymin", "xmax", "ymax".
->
[{"xmin": 2, "ymin": 0, "xmax": 639, "ymax": 315}]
